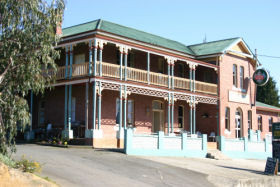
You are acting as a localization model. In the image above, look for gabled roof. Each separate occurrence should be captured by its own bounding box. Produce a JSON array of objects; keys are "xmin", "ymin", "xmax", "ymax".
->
[
  {"xmin": 187, "ymin": 37, "xmax": 241, "ymax": 56},
  {"xmin": 62, "ymin": 19, "xmax": 194, "ymax": 55},
  {"xmin": 256, "ymin": 101, "xmax": 280, "ymax": 112},
  {"xmin": 61, "ymin": 19, "xmax": 254, "ymax": 59}
]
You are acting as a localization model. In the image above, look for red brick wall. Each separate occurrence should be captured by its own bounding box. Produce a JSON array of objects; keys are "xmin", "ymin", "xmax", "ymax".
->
[
  {"xmin": 219, "ymin": 54, "xmax": 257, "ymax": 138},
  {"xmin": 256, "ymin": 109, "xmax": 280, "ymax": 138}
]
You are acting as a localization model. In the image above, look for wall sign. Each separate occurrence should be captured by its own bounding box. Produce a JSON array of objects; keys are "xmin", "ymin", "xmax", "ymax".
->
[
  {"xmin": 253, "ymin": 69, "xmax": 269, "ymax": 86},
  {"xmin": 272, "ymin": 123, "xmax": 280, "ymax": 139}
]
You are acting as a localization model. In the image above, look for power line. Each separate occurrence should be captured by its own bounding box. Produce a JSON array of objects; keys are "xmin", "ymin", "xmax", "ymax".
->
[{"xmin": 257, "ymin": 54, "xmax": 280, "ymax": 59}]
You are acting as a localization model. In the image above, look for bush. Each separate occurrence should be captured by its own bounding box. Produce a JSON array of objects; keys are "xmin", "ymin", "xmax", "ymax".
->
[
  {"xmin": 15, "ymin": 155, "xmax": 41, "ymax": 173},
  {"xmin": 0, "ymin": 154, "xmax": 16, "ymax": 168}
]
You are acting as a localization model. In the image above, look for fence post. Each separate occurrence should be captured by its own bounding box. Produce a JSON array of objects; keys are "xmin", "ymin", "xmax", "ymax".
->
[
  {"xmin": 217, "ymin": 136, "xmax": 225, "ymax": 152},
  {"xmin": 125, "ymin": 128, "xmax": 133, "ymax": 154},
  {"xmin": 182, "ymin": 133, "xmax": 187, "ymax": 151},
  {"xmin": 158, "ymin": 131, "xmax": 164, "ymax": 150},
  {"xmin": 244, "ymin": 137, "xmax": 248, "ymax": 153},
  {"xmin": 248, "ymin": 129, "xmax": 253, "ymax": 141},
  {"xmin": 265, "ymin": 137, "xmax": 269, "ymax": 153},
  {"xmin": 202, "ymin": 134, "xmax": 207, "ymax": 152},
  {"xmin": 257, "ymin": 130, "xmax": 261, "ymax": 141}
]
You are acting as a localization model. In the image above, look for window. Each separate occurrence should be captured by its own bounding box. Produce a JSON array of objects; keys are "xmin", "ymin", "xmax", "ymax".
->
[
  {"xmin": 233, "ymin": 64, "xmax": 237, "ymax": 87},
  {"xmin": 178, "ymin": 64, "xmax": 184, "ymax": 78},
  {"xmin": 269, "ymin": 117, "xmax": 273, "ymax": 132},
  {"xmin": 38, "ymin": 100, "xmax": 45, "ymax": 126},
  {"xmin": 240, "ymin": 66, "xmax": 244, "ymax": 89},
  {"xmin": 74, "ymin": 54, "xmax": 85, "ymax": 64},
  {"xmin": 152, "ymin": 100, "xmax": 164, "ymax": 110},
  {"xmin": 127, "ymin": 100, "xmax": 134, "ymax": 126},
  {"xmin": 225, "ymin": 107, "xmax": 230, "ymax": 130},
  {"xmin": 128, "ymin": 52, "xmax": 135, "ymax": 68},
  {"xmin": 248, "ymin": 110, "xmax": 252, "ymax": 130},
  {"xmin": 178, "ymin": 106, "xmax": 184, "ymax": 128},
  {"xmin": 158, "ymin": 58, "xmax": 164, "ymax": 74},
  {"xmin": 235, "ymin": 109, "xmax": 242, "ymax": 138},
  {"xmin": 258, "ymin": 116, "xmax": 263, "ymax": 131},
  {"xmin": 116, "ymin": 98, "xmax": 134, "ymax": 126}
]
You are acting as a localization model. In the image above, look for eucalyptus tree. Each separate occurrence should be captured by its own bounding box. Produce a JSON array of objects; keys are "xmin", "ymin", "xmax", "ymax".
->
[{"xmin": 0, "ymin": 0, "xmax": 64, "ymax": 155}]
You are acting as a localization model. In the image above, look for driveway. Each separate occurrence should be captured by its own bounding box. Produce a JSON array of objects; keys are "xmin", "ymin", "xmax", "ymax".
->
[{"xmin": 13, "ymin": 144, "xmax": 213, "ymax": 187}]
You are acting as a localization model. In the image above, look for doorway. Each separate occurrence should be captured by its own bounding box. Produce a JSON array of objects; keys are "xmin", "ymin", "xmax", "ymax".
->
[
  {"xmin": 235, "ymin": 108, "xmax": 243, "ymax": 138},
  {"xmin": 152, "ymin": 101, "xmax": 164, "ymax": 133}
]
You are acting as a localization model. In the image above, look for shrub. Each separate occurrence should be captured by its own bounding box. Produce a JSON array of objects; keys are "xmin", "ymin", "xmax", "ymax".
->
[
  {"xmin": 15, "ymin": 155, "xmax": 41, "ymax": 173},
  {"xmin": 0, "ymin": 154, "xmax": 16, "ymax": 168}
]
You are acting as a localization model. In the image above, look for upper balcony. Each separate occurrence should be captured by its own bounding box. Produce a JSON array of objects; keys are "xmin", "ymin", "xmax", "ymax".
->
[{"xmin": 48, "ymin": 42, "xmax": 218, "ymax": 95}]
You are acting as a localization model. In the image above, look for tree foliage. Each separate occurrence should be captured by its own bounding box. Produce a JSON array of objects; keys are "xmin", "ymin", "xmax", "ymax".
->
[
  {"xmin": 0, "ymin": 0, "xmax": 64, "ymax": 155},
  {"xmin": 257, "ymin": 76, "xmax": 280, "ymax": 107}
]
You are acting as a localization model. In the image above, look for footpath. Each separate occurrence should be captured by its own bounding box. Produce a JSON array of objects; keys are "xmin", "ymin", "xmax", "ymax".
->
[{"xmin": 140, "ymin": 156, "xmax": 280, "ymax": 187}]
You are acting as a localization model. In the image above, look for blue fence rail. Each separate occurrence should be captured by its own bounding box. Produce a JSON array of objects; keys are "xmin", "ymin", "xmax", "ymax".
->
[{"xmin": 124, "ymin": 128, "xmax": 208, "ymax": 158}]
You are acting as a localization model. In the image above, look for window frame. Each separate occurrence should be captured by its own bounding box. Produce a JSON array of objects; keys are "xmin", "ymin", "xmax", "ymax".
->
[
  {"xmin": 248, "ymin": 110, "xmax": 252, "ymax": 130},
  {"xmin": 269, "ymin": 117, "xmax": 273, "ymax": 132},
  {"xmin": 178, "ymin": 105, "xmax": 184, "ymax": 128},
  {"xmin": 240, "ymin": 66, "xmax": 244, "ymax": 89},
  {"xmin": 233, "ymin": 64, "xmax": 237, "ymax": 87},
  {"xmin": 258, "ymin": 115, "xmax": 263, "ymax": 131},
  {"xmin": 225, "ymin": 107, "xmax": 230, "ymax": 131}
]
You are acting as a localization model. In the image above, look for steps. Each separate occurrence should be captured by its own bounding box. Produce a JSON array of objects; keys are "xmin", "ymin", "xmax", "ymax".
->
[{"xmin": 206, "ymin": 149, "xmax": 231, "ymax": 160}]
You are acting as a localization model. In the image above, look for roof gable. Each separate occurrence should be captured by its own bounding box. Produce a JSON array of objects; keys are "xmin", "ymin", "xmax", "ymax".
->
[{"xmin": 187, "ymin": 37, "xmax": 240, "ymax": 56}]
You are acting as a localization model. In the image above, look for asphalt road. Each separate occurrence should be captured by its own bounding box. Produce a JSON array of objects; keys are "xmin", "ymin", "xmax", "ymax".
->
[{"xmin": 13, "ymin": 144, "xmax": 213, "ymax": 187}]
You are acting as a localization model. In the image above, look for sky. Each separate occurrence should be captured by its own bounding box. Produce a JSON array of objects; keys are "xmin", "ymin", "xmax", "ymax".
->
[{"xmin": 62, "ymin": 0, "xmax": 280, "ymax": 92}]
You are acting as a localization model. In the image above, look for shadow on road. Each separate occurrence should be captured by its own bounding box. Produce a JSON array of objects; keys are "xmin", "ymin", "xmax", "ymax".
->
[{"xmin": 217, "ymin": 165, "xmax": 264, "ymax": 175}]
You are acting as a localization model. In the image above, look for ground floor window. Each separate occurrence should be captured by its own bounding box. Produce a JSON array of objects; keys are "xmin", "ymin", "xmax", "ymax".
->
[
  {"xmin": 178, "ymin": 106, "xmax": 184, "ymax": 128},
  {"xmin": 235, "ymin": 109, "xmax": 242, "ymax": 138},
  {"xmin": 269, "ymin": 117, "xmax": 273, "ymax": 132},
  {"xmin": 248, "ymin": 110, "xmax": 252, "ymax": 130},
  {"xmin": 258, "ymin": 116, "xmax": 262, "ymax": 131},
  {"xmin": 225, "ymin": 107, "xmax": 230, "ymax": 130},
  {"xmin": 116, "ymin": 98, "xmax": 134, "ymax": 126}
]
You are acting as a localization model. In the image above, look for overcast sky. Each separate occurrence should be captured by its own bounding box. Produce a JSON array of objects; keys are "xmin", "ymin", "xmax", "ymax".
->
[{"xmin": 62, "ymin": 0, "xmax": 280, "ymax": 93}]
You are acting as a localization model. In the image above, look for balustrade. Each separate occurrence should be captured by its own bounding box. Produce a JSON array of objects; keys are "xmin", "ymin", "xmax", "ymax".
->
[{"xmin": 44, "ymin": 61, "xmax": 217, "ymax": 95}]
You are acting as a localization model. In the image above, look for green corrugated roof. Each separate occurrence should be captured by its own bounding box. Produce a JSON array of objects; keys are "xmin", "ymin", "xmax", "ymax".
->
[
  {"xmin": 62, "ymin": 19, "xmax": 194, "ymax": 55},
  {"xmin": 187, "ymin": 37, "xmax": 241, "ymax": 56},
  {"xmin": 256, "ymin": 101, "xmax": 280, "ymax": 111}
]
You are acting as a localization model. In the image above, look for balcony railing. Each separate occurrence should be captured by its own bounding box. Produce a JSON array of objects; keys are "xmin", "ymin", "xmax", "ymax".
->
[{"xmin": 46, "ymin": 62, "xmax": 217, "ymax": 95}]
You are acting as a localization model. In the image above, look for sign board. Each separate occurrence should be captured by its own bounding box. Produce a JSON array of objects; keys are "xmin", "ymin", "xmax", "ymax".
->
[
  {"xmin": 273, "ymin": 141, "xmax": 280, "ymax": 172},
  {"xmin": 272, "ymin": 123, "xmax": 280, "ymax": 140},
  {"xmin": 264, "ymin": 157, "xmax": 278, "ymax": 175},
  {"xmin": 253, "ymin": 69, "xmax": 269, "ymax": 86}
]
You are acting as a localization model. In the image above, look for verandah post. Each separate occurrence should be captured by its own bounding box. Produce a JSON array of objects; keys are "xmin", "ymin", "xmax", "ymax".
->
[
  {"xmin": 147, "ymin": 52, "xmax": 150, "ymax": 84},
  {"xmin": 93, "ymin": 39, "xmax": 98, "ymax": 76},
  {"xmin": 69, "ymin": 45, "xmax": 73, "ymax": 78},
  {"xmin": 193, "ymin": 96, "xmax": 196, "ymax": 134},
  {"xmin": 88, "ymin": 40, "xmax": 93, "ymax": 75},
  {"xmin": 167, "ymin": 93, "xmax": 171, "ymax": 135},
  {"xmin": 124, "ymin": 50, "xmax": 128, "ymax": 81},
  {"xmin": 85, "ymin": 82, "xmax": 89, "ymax": 130},
  {"xmin": 99, "ymin": 45, "xmax": 103, "ymax": 77},
  {"xmin": 97, "ymin": 82, "xmax": 102, "ymax": 130},
  {"xmin": 189, "ymin": 97, "xmax": 193, "ymax": 134},
  {"xmin": 92, "ymin": 81, "xmax": 97, "ymax": 129},
  {"xmin": 68, "ymin": 84, "xmax": 72, "ymax": 130},
  {"xmin": 123, "ymin": 85, "xmax": 127, "ymax": 129},
  {"xmin": 65, "ymin": 46, "xmax": 69, "ymax": 78},
  {"xmin": 30, "ymin": 90, "xmax": 33, "ymax": 132},
  {"xmin": 171, "ymin": 93, "xmax": 174, "ymax": 133}
]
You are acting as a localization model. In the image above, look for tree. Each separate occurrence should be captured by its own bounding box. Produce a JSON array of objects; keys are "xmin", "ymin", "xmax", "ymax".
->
[
  {"xmin": 257, "ymin": 76, "xmax": 280, "ymax": 107},
  {"xmin": 0, "ymin": 0, "xmax": 64, "ymax": 155}
]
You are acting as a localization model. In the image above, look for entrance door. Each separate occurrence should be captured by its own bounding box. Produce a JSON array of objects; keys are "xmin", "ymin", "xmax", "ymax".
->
[
  {"xmin": 153, "ymin": 111, "xmax": 163, "ymax": 132},
  {"xmin": 152, "ymin": 101, "xmax": 164, "ymax": 133}
]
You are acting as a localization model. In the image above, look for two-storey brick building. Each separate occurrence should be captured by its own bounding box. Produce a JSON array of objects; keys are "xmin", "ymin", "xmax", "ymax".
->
[{"xmin": 27, "ymin": 19, "xmax": 280, "ymax": 148}]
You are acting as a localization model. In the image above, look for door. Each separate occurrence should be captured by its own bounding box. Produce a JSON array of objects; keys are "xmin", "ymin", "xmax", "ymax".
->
[
  {"xmin": 153, "ymin": 111, "xmax": 162, "ymax": 132},
  {"xmin": 152, "ymin": 101, "xmax": 164, "ymax": 133}
]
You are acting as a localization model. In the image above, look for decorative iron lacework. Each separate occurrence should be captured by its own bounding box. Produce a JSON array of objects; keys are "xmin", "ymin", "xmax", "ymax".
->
[
  {"xmin": 101, "ymin": 82, "xmax": 120, "ymax": 91},
  {"xmin": 99, "ymin": 81, "xmax": 217, "ymax": 104},
  {"xmin": 195, "ymin": 96, "xmax": 217, "ymax": 105},
  {"xmin": 126, "ymin": 86, "xmax": 169, "ymax": 98}
]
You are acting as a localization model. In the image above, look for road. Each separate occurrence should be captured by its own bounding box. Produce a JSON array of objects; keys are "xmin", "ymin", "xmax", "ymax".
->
[{"xmin": 13, "ymin": 144, "xmax": 213, "ymax": 187}]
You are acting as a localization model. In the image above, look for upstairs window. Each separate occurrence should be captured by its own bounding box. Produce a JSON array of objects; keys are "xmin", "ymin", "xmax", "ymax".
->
[
  {"xmin": 269, "ymin": 117, "xmax": 273, "ymax": 132},
  {"xmin": 240, "ymin": 66, "xmax": 244, "ymax": 89},
  {"xmin": 233, "ymin": 64, "xmax": 237, "ymax": 87},
  {"xmin": 258, "ymin": 116, "xmax": 263, "ymax": 131},
  {"xmin": 225, "ymin": 107, "xmax": 230, "ymax": 130},
  {"xmin": 158, "ymin": 58, "xmax": 165, "ymax": 74},
  {"xmin": 178, "ymin": 63, "xmax": 184, "ymax": 78},
  {"xmin": 128, "ymin": 52, "xmax": 135, "ymax": 68}
]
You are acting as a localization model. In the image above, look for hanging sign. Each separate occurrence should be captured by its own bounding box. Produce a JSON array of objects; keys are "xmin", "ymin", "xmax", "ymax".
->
[{"xmin": 253, "ymin": 69, "xmax": 269, "ymax": 86}]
